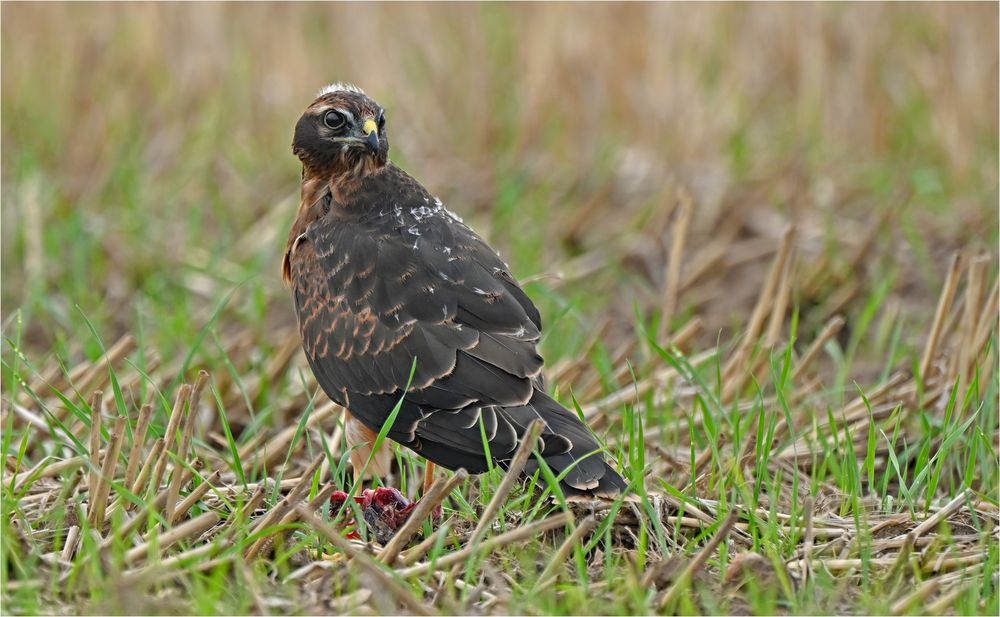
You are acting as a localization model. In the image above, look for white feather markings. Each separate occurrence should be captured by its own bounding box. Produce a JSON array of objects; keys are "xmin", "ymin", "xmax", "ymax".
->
[
  {"xmin": 317, "ymin": 82, "xmax": 366, "ymax": 96},
  {"xmin": 410, "ymin": 205, "xmax": 439, "ymax": 221}
]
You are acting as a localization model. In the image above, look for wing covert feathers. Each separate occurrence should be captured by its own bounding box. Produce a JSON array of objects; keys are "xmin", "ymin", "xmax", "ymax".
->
[{"xmin": 287, "ymin": 164, "xmax": 626, "ymax": 497}]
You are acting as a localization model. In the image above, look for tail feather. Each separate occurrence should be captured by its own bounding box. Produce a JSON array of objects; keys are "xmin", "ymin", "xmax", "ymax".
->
[
  {"xmin": 407, "ymin": 388, "xmax": 628, "ymax": 498},
  {"xmin": 501, "ymin": 390, "xmax": 627, "ymax": 498}
]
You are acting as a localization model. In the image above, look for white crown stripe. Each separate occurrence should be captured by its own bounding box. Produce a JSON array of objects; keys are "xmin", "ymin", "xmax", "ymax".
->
[{"xmin": 317, "ymin": 82, "xmax": 366, "ymax": 97}]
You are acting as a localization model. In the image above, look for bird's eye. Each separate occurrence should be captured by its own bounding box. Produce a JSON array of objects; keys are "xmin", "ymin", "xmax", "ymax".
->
[
  {"xmin": 323, "ymin": 110, "xmax": 346, "ymax": 130},
  {"xmin": 377, "ymin": 111, "xmax": 386, "ymax": 130}
]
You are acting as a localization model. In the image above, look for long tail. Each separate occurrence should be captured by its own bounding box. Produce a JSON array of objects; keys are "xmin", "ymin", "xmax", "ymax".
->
[{"xmin": 501, "ymin": 389, "xmax": 627, "ymax": 498}]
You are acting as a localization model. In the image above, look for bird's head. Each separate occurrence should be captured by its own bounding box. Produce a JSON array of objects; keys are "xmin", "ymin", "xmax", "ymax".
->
[{"xmin": 292, "ymin": 83, "xmax": 389, "ymax": 180}]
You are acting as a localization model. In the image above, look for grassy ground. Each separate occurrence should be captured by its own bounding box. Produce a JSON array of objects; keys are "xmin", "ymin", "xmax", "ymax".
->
[{"xmin": 2, "ymin": 3, "xmax": 998, "ymax": 615}]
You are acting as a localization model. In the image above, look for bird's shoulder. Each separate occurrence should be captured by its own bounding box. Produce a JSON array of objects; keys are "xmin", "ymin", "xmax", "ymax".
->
[
  {"xmin": 294, "ymin": 165, "xmax": 539, "ymax": 327},
  {"xmin": 350, "ymin": 164, "xmax": 475, "ymax": 238},
  {"xmin": 286, "ymin": 165, "xmax": 547, "ymax": 406}
]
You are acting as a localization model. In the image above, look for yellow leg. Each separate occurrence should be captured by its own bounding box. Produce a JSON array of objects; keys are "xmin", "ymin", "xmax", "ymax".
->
[
  {"xmin": 345, "ymin": 412, "xmax": 392, "ymax": 484},
  {"xmin": 423, "ymin": 462, "xmax": 436, "ymax": 495}
]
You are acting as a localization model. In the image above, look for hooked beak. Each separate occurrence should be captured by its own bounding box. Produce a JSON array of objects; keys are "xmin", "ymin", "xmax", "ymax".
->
[{"xmin": 362, "ymin": 118, "xmax": 379, "ymax": 153}]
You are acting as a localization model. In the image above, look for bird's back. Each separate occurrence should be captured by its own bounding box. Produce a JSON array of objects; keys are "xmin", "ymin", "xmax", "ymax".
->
[{"xmin": 287, "ymin": 160, "xmax": 626, "ymax": 497}]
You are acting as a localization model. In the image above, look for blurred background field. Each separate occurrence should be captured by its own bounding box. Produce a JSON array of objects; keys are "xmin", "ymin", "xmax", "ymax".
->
[
  {"xmin": 3, "ymin": 2, "xmax": 997, "ymax": 353},
  {"xmin": 2, "ymin": 3, "xmax": 998, "ymax": 615}
]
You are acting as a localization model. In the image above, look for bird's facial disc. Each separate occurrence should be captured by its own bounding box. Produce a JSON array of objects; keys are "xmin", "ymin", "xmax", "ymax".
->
[
  {"xmin": 320, "ymin": 108, "xmax": 383, "ymax": 152},
  {"xmin": 292, "ymin": 88, "xmax": 390, "ymax": 173}
]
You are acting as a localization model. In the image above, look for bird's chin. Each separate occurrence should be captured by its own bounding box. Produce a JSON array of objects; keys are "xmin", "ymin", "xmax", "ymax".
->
[
  {"xmin": 365, "ymin": 149, "xmax": 389, "ymax": 169},
  {"xmin": 336, "ymin": 149, "xmax": 388, "ymax": 182}
]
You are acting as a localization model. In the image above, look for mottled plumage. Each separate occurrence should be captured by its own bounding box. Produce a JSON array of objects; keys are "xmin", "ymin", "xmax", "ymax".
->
[{"xmin": 284, "ymin": 84, "xmax": 626, "ymax": 497}]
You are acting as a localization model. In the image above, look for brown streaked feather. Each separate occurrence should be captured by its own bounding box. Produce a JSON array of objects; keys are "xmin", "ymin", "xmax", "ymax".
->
[{"xmin": 286, "ymin": 89, "xmax": 625, "ymax": 497}]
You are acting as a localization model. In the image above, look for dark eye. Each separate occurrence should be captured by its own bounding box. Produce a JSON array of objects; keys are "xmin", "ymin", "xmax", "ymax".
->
[
  {"xmin": 323, "ymin": 110, "xmax": 346, "ymax": 130},
  {"xmin": 377, "ymin": 110, "xmax": 386, "ymax": 130}
]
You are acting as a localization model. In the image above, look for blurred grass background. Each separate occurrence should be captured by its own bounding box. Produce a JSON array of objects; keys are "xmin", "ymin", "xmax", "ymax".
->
[
  {"xmin": 1, "ymin": 4, "xmax": 999, "ymax": 614},
  {"xmin": 2, "ymin": 2, "xmax": 996, "ymax": 363}
]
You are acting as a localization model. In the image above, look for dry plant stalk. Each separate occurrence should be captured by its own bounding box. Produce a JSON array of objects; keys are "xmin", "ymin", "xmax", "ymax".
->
[
  {"xmin": 259, "ymin": 483, "xmax": 339, "ymax": 559},
  {"xmin": 397, "ymin": 512, "xmax": 574, "ymax": 579},
  {"xmin": 124, "ymin": 510, "xmax": 221, "ymax": 564},
  {"xmin": 120, "ymin": 538, "xmax": 235, "ymax": 586},
  {"xmin": 170, "ymin": 469, "xmax": 221, "ymax": 525},
  {"xmin": 236, "ymin": 483, "xmax": 269, "ymax": 522},
  {"xmin": 658, "ymin": 510, "xmax": 739, "ymax": 609},
  {"xmin": 669, "ymin": 316, "xmax": 703, "ymax": 351},
  {"xmin": 130, "ymin": 438, "xmax": 165, "ymax": 497},
  {"xmin": 722, "ymin": 225, "xmax": 796, "ymax": 402},
  {"xmin": 165, "ymin": 372, "xmax": 209, "ymax": 522},
  {"xmin": 294, "ymin": 505, "xmax": 433, "ymax": 616},
  {"xmin": 764, "ymin": 246, "xmax": 796, "ymax": 346},
  {"xmin": 87, "ymin": 390, "xmax": 103, "ymax": 494},
  {"xmin": 912, "ymin": 490, "xmax": 970, "ymax": 539},
  {"xmin": 467, "ymin": 419, "xmax": 545, "ymax": 547},
  {"xmin": 799, "ymin": 496, "xmax": 815, "ymax": 583},
  {"xmin": 150, "ymin": 384, "xmax": 192, "ymax": 501},
  {"xmin": 14, "ymin": 455, "xmax": 85, "ymax": 491},
  {"xmin": 123, "ymin": 404, "xmax": 153, "ymax": 490},
  {"xmin": 88, "ymin": 416, "xmax": 127, "ymax": 530},
  {"xmin": 920, "ymin": 252, "xmax": 964, "ymax": 381},
  {"xmin": 244, "ymin": 452, "xmax": 324, "ymax": 559},
  {"xmin": 533, "ymin": 515, "xmax": 598, "ymax": 590},
  {"xmin": 442, "ymin": 422, "xmax": 544, "ymax": 582},
  {"xmin": 658, "ymin": 188, "xmax": 693, "ymax": 343},
  {"xmin": 104, "ymin": 492, "xmax": 169, "ymax": 548},
  {"xmin": 207, "ymin": 482, "xmax": 270, "ymax": 542},
  {"xmin": 954, "ymin": 254, "xmax": 992, "ymax": 389},
  {"xmin": 60, "ymin": 525, "xmax": 81, "ymax": 562},
  {"xmin": 791, "ymin": 314, "xmax": 845, "ymax": 382},
  {"xmin": 75, "ymin": 336, "xmax": 136, "ymax": 399},
  {"xmin": 882, "ymin": 532, "xmax": 916, "ymax": 583},
  {"xmin": 249, "ymin": 401, "xmax": 340, "ymax": 470},
  {"xmin": 399, "ymin": 524, "xmax": 454, "ymax": 567},
  {"xmin": 924, "ymin": 579, "xmax": 978, "ymax": 614}
]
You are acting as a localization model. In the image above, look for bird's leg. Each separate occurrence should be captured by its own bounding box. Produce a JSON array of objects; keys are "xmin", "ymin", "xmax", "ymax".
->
[
  {"xmin": 417, "ymin": 461, "xmax": 444, "ymax": 520},
  {"xmin": 423, "ymin": 462, "xmax": 436, "ymax": 495},
  {"xmin": 344, "ymin": 412, "xmax": 393, "ymax": 484},
  {"xmin": 334, "ymin": 412, "xmax": 442, "ymax": 544},
  {"xmin": 352, "ymin": 466, "xmax": 362, "ymax": 491}
]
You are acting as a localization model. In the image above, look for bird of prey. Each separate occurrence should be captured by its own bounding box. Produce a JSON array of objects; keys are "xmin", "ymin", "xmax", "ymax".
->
[{"xmin": 283, "ymin": 83, "xmax": 626, "ymax": 510}]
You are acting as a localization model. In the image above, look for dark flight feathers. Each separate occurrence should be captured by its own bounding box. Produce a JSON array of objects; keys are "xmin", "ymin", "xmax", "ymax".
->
[{"xmin": 288, "ymin": 164, "xmax": 625, "ymax": 497}]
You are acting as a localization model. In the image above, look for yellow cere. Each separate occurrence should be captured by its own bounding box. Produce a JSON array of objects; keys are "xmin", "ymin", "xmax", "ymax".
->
[{"xmin": 362, "ymin": 119, "xmax": 377, "ymax": 135}]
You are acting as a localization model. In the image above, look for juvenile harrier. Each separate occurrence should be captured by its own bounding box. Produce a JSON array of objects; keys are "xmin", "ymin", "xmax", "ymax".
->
[{"xmin": 283, "ymin": 84, "xmax": 626, "ymax": 514}]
